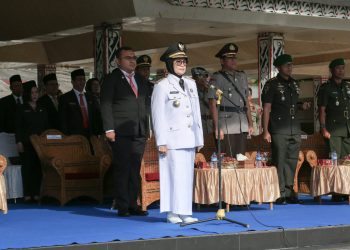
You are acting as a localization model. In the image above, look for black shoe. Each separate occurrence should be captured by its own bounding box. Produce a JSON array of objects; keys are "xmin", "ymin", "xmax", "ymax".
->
[
  {"xmin": 110, "ymin": 199, "xmax": 117, "ymax": 210},
  {"xmin": 286, "ymin": 196, "xmax": 303, "ymax": 204},
  {"xmin": 117, "ymin": 210, "xmax": 130, "ymax": 217},
  {"xmin": 129, "ymin": 208, "xmax": 149, "ymax": 216},
  {"xmin": 331, "ymin": 195, "xmax": 344, "ymax": 202},
  {"xmin": 275, "ymin": 197, "xmax": 287, "ymax": 205}
]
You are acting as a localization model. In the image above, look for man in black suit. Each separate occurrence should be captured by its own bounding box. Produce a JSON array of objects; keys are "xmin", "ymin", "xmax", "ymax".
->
[
  {"xmin": 101, "ymin": 47, "xmax": 148, "ymax": 217},
  {"xmin": 58, "ymin": 69, "xmax": 102, "ymax": 137},
  {"xmin": 38, "ymin": 73, "xmax": 60, "ymax": 130},
  {"xmin": 0, "ymin": 74, "xmax": 23, "ymax": 133}
]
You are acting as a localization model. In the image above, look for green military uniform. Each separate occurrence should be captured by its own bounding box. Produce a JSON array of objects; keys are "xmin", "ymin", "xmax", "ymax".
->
[
  {"xmin": 198, "ymin": 86, "xmax": 212, "ymax": 134},
  {"xmin": 208, "ymin": 43, "xmax": 250, "ymax": 157},
  {"xmin": 191, "ymin": 67, "xmax": 213, "ymax": 134},
  {"xmin": 262, "ymin": 55, "xmax": 301, "ymax": 199},
  {"xmin": 318, "ymin": 79, "xmax": 350, "ymax": 158},
  {"xmin": 136, "ymin": 55, "xmax": 154, "ymax": 137}
]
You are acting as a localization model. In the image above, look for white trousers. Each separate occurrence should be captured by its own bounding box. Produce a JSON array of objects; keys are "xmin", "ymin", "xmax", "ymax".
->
[{"xmin": 159, "ymin": 148, "xmax": 195, "ymax": 215}]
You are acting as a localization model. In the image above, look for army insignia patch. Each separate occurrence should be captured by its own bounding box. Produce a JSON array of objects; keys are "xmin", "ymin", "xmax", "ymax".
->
[
  {"xmin": 178, "ymin": 42, "xmax": 185, "ymax": 51},
  {"xmin": 229, "ymin": 44, "xmax": 234, "ymax": 50},
  {"xmin": 143, "ymin": 56, "xmax": 149, "ymax": 62}
]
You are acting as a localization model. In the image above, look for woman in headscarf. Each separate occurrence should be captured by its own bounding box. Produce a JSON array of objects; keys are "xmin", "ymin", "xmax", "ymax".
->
[{"xmin": 151, "ymin": 42, "xmax": 204, "ymax": 223}]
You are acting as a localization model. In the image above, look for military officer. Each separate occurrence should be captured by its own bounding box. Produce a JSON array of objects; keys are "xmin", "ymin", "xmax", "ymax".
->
[
  {"xmin": 151, "ymin": 42, "xmax": 203, "ymax": 224},
  {"xmin": 262, "ymin": 54, "xmax": 310, "ymax": 205},
  {"xmin": 136, "ymin": 54, "xmax": 154, "ymax": 137},
  {"xmin": 318, "ymin": 58, "xmax": 350, "ymax": 158},
  {"xmin": 191, "ymin": 67, "xmax": 213, "ymax": 134},
  {"xmin": 208, "ymin": 43, "xmax": 253, "ymax": 157}
]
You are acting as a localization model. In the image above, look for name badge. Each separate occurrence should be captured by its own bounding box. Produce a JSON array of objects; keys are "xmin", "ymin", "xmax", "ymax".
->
[{"xmin": 170, "ymin": 91, "xmax": 179, "ymax": 94}]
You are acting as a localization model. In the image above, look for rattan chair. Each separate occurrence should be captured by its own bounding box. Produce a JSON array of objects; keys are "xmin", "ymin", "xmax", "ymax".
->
[{"xmin": 31, "ymin": 130, "xmax": 111, "ymax": 205}]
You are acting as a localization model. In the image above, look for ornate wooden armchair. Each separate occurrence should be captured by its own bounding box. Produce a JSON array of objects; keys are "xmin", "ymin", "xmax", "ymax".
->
[
  {"xmin": 0, "ymin": 155, "xmax": 8, "ymax": 214},
  {"xmin": 140, "ymin": 137, "xmax": 160, "ymax": 211},
  {"xmin": 30, "ymin": 130, "xmax": 111, "ymax": 205},
  {"xmin": 294, "ymin": 133, "xmax": 328, "ymax": 194}
]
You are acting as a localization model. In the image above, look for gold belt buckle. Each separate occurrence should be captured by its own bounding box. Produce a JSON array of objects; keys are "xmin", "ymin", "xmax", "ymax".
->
[{"xmin": 290, "ymin": 108, "xmax": 295, "ymax": 116}]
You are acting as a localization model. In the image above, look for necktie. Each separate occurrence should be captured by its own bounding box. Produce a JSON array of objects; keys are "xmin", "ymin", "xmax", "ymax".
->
[
  {"xmin": 16, "ymin": 97, "xmax": 21, "ymax": 105},
  {"xmin": 179, "ymin": 79, "xmax": 185, "ymax": 91},
  {"xmin": 79, "ymin": 94, "xmax": 89, "ymax": 129},
  {"xmin": 127, "ymin": 74, "xmax": 138, "ymax": 97},
  {"xmin": 52, "ymin": 96, "xmax": 58, "ymax": 110}
]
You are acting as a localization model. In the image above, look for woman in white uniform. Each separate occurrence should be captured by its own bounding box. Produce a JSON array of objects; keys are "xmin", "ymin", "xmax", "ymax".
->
[{"xmin": 152, "ymin": 42, "xmax": 204, "ymax": 224}]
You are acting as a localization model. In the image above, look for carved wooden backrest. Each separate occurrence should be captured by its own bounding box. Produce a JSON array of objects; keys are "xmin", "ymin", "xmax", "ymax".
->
[
  {"xmin": 201, "ymin": 133, "xmax": 216, "ymax": 161},
  {"xmin": 90, "ymin": 135, "xmax": 112, "ymax": 158},
  {"xmin": 300, "ymin": 133, "xmax": 328, "ymax": 159},
  {"xmin": 246, "ymin": 134, "xmax": 270, "ymax": 153},
  {"xmin": 31, "ymin": 129, "xmax": 91, "ymax": 161},
  {"xmin": 143, "ymin": 137, "xmax": 158, "ymax": 163}
]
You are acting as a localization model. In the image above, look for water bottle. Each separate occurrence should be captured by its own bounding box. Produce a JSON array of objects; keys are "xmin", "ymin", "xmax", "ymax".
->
[
  {"xmin": 331, "ymin": 150, "xmax": 338, "ymax": 167},
  {"xmin": 210, "ymin": 152, "xmax": 218, "ymax": 169},
  {"xmin": 256, "ymin": 151, "xmax": 262, "ymax": 168}
]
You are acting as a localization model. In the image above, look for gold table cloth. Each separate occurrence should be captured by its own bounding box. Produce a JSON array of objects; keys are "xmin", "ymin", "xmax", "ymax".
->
[
  {"xmin": 311, "ymin": 165, "xmax": 350, "ymax": 197},
  {"xmin": 194, "ymin": 167, "xmax": 280, "ymax": 205}
]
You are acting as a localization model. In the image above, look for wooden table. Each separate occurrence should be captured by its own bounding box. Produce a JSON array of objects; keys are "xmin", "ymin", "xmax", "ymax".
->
[
  {"xmin": 311, "ymin": 165, "xmax": 350, "ymax": 204},
  {"xmin": 194, "ymin": 167, "xmax": 280, "ymax": 210}
]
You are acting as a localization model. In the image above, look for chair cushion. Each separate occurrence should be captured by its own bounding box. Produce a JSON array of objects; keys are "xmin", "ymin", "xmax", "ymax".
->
[
  {"xmin": 145, "ymin": 172, "xmax": 159, "ymax": 181},
  {"xmin": 65, "ymin": 173, "xmax": 99, "ymax": 180}
]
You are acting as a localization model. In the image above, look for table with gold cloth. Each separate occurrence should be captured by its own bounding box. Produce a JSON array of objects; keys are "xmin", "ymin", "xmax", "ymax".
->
[
  {"xmin": 311, "ymin": 165, "xmax": 350, "ymax": 204},
  {"xmin": 194, "ymin": 167, "xmax": 280, "ymax": 210}
]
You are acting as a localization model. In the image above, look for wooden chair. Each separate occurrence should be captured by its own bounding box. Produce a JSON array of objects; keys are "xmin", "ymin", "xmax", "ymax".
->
[
  {"xmin": 0, "ymin": 155, "xmax": 8, "ymax": 214},
  {"xmin": 294, "ymin": 133, "xmax": 328, "ymax": 194},
  {"xmin": 30, "ymin": 130, "xmax": 111, "ymax": 205},
  {"xmin": 140, "ymin": 137, "xmax": 160, "ymax": 211}
]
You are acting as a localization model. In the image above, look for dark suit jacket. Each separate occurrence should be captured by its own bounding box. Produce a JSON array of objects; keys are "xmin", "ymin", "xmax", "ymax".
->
[
  {"xmin": 58, "ymin": 90, "xmax": 103, "ymax": 136},
  {"xmin": 100, "ymin": 68, "xmax": 148, "ymax": 137},
  {"xmin": 37, "ymin": 94, "xmax": 60, "ymax": 130},
  {"xmin": 15, "ymin": 103, "xmax": 48, "ymax": 144},
  {"xmin": 0, "ymin": 94, "xmax": 21, "ymax": 133}
]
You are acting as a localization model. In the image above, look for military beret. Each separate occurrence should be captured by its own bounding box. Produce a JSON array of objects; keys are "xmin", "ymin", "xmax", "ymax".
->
[
  {"xmin": 71, "ymin": 69, "xmax": 85, "ymax": 80},
  {"xmin": 329, "ymin": 58, "xmax": 345, "ymax": 69},
  {"xmin": 215, "ymin": 43, "xmax": 238, "ymax": 58},
  {"xmin": 191, "ymin": 67, "xmax": 209, "ymax": 78},
  {"xmin": 9, "ymin": 74, "xmax": 22, "ymax": 84},
  {"xmin": 43, "ymin": 73, "xmax": 57, "ymax": 84},
  {"xmin": 137, "ymin": 55, "xmax": 152, "ymax": 67},
  {"xmin": 273, "ymin": 54, "xmax": 293, "ymax": 67},
  {"xmin": 22, "ymin": 80, "xmax": 37, "ymax": 94},
  {"xmin": 160, "ymin": 42, "xmax": 188, "ymax": 62}
]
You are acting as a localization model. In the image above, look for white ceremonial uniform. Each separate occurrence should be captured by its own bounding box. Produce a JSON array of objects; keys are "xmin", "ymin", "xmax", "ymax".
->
[{"xmin": 152, "ymin": 73, "xmax": 204, "ymax": 215}]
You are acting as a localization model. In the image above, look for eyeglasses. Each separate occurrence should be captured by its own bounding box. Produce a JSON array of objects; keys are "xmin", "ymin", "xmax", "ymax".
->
[
  {"xmin": 121, "ymin": 56, "xmax": 137, "ymax": 61},
  {"xmin": 174, "ymin": 59, "xmax": 187, "ymax": 66}
]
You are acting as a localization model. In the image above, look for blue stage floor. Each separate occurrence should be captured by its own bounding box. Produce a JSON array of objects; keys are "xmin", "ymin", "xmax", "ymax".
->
[{"xmin": 1, "ymin": 195, "xmax": 350, "ymax": 249}]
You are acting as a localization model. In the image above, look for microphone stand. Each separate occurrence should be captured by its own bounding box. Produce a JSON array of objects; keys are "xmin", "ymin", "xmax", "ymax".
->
[{"xmin": 181, "ymin": 84, "xmax": 249, "ymax": 228}]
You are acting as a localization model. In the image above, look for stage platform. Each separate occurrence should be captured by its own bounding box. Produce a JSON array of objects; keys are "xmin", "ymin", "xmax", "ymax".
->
[{"xmin": 2, "ymin": 195, "xmax": 350, "ymax": 250}]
